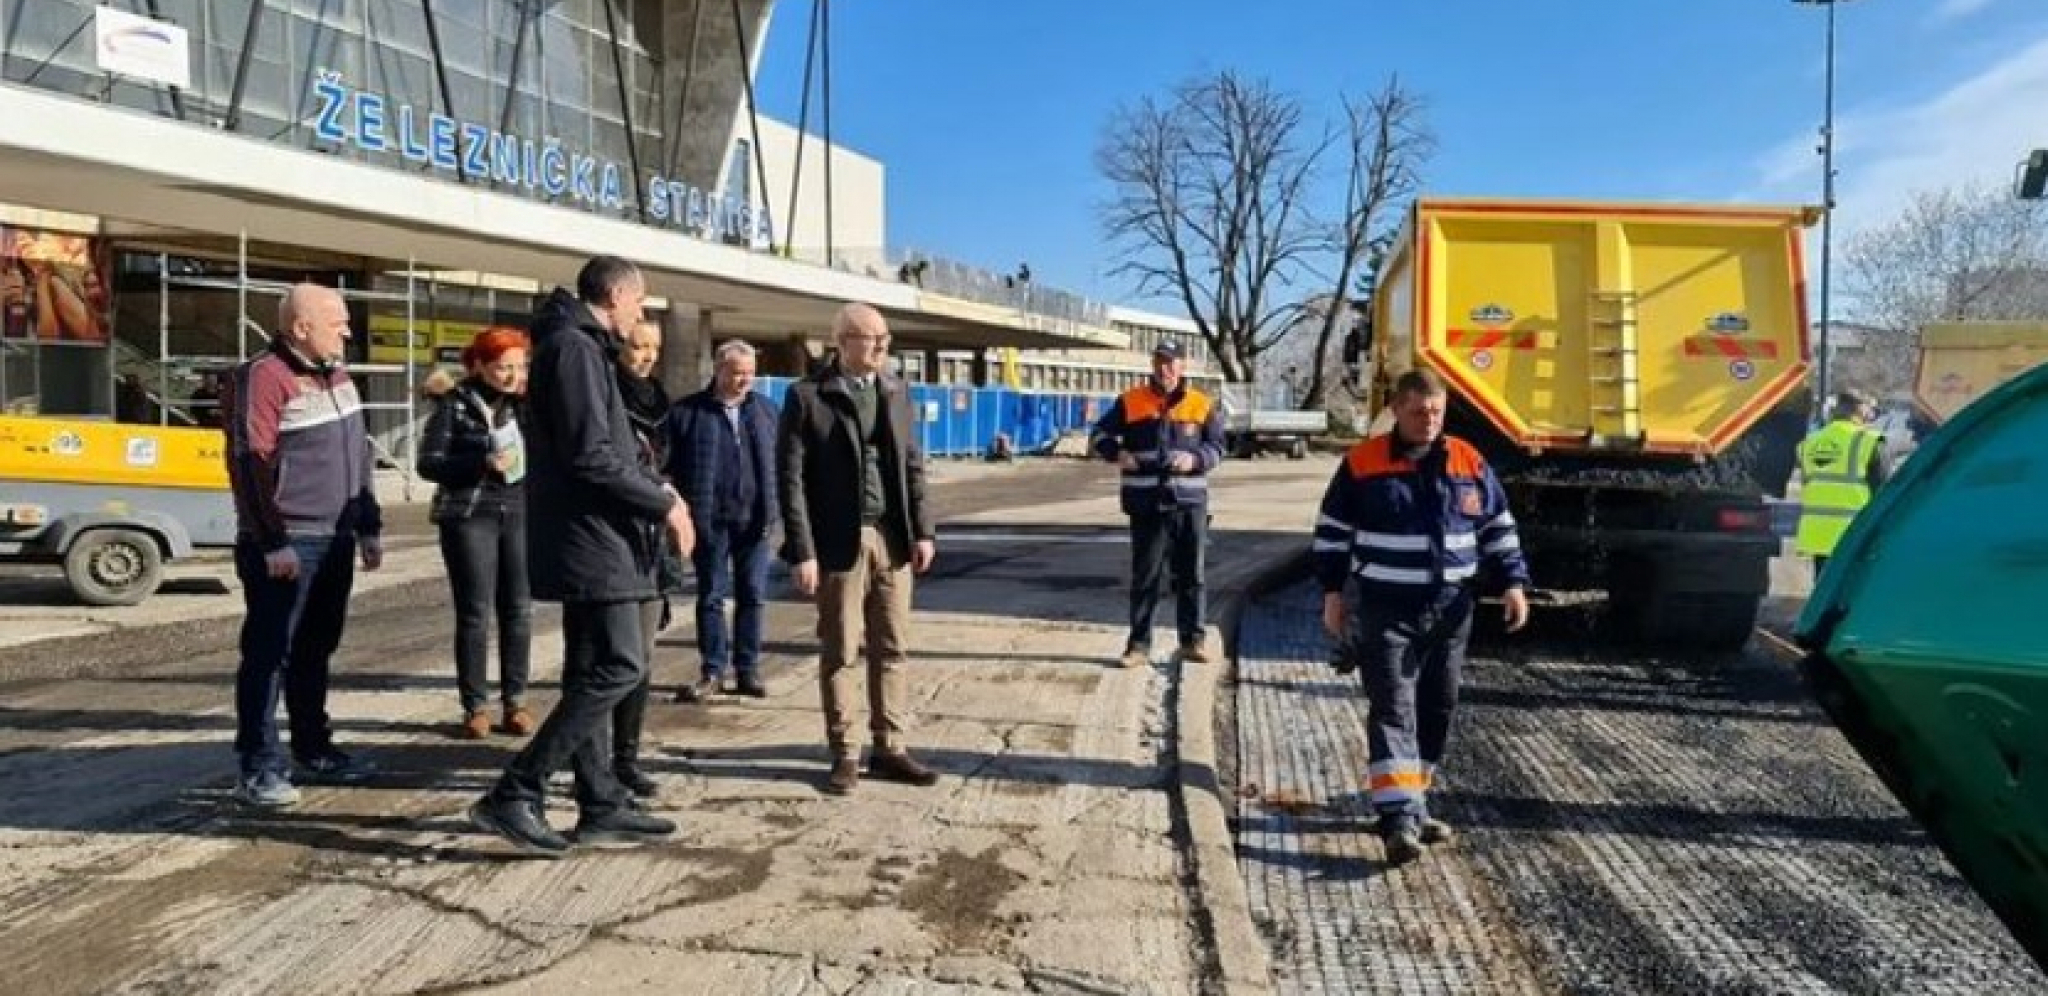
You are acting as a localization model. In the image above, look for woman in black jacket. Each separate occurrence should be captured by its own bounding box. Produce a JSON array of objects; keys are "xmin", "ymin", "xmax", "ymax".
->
[
  {"xmin": 610, "ymin": 319, "xmax": 685, "ymax": 798},
  {"xmin": 417, "ymin": 329, "xmax": 535, "ymax": 740}
]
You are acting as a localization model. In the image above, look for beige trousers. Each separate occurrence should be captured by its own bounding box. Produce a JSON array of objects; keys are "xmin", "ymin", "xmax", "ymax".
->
[{"xmin": 816, "ymin": 527, "xmax": 914, "ymax": 759}]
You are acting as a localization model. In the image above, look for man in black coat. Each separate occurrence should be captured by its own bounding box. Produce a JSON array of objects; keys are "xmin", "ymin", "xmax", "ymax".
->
[
  {"xmin": 469, "ymin": 255, "xmax": 696, "ymax": 857},
  {"xmin": 779, "ymin": 302, "xmax": 940, "ymax": 796}
]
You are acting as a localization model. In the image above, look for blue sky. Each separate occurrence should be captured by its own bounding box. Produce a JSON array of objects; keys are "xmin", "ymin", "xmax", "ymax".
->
[{"xmin": 750, "ymin": 0, "xmax": 2048, "ymax": 312}]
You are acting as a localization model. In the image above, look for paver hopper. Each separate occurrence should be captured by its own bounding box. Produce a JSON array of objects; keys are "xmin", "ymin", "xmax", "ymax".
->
[{"xmin": 1795, "ymin": 361, "xmax": 2048, "ymax": 970}]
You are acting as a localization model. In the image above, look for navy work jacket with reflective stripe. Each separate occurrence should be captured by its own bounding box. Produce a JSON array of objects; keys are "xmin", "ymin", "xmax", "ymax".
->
[
  {"xmin": 1312, "ymin": 432, "xmax": 1532, "ymax": 603},
  {"xmin": 1090, "ymin": 381, "xmax": 1226, "ymax": 515}
]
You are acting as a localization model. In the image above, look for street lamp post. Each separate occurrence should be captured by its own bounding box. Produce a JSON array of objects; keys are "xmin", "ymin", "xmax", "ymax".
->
[{"xmin": 1794, "ymin": 0, "xmax": 1854, "ymax": 417}]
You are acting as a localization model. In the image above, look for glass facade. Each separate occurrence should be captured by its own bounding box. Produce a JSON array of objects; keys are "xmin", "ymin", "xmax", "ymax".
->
[{"xmin": 1, "ymin": 0, "xmax": 664, "ymax": 221}]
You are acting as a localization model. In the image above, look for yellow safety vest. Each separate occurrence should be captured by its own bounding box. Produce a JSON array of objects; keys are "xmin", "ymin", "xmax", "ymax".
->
[{"xmin": 1794, "ymin": 419, "xmax": 1880, "ymax": 557}]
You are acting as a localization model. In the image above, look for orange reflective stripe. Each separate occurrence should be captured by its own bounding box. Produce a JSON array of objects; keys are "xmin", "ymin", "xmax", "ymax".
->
[
  {"xmin": 1346, "ymin": 435, "xmax": 1404, "ymax": 478},
  {"xmin": 1174, "ymin": 390, "xmax": 1213, "ymax": 423},
  {"xmin": 1120, "ymin": 385, "xmax": 1213, "ymax": 425},
  {"xmin": 1369, "ymin": 771, "xmax": 1432, "ymax": 792},
  {"xmin": 1121, "ymin": 386, "xmax": 1165, "ymax": 421},
  {"xmin": 1346, "ymin": 434, "xmax": 1489, "ymax": 481},
  {"xmin": 1445, "ymin": 437, "xmax": 1485, "ymax": 479}
]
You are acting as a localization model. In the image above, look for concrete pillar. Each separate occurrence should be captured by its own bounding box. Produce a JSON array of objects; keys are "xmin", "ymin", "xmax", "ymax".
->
[{"xmin": 660, "ymin": 306, "xmax": 714, "ymax": 398}]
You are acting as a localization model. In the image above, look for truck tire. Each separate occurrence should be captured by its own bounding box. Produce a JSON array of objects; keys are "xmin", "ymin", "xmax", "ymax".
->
[
  {"xmin": 1638, "ymin": 591, "xmax": 1761, "ymax": 652},
  {"xmin": 1287, "ymin": 438, "xmax": 1308, "ymax": 460},
  {"xmin": 64, "ymin": 528, "xmax": 165, "ymax": 607}
]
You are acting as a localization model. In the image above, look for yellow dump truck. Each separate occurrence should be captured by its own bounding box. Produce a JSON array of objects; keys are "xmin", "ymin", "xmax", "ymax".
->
[
  {"xmin": 1913, "ymin": 321, "xmax": 2048, "ymax": 427},
  {"xmin": 0, "ymin": 416, "xmax": 236, "ymax": 605},
  {"xmin": 1349, "ymin": 197, "xmax": 1817, "ymax": 647}
]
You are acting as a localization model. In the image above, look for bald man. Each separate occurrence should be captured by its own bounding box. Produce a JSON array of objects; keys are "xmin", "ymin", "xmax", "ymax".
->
[
  {"xmin": 221, "ymin": 282, "xmax": 384, "ymax": 808},
  {"xmin": 778, "ymin": 303, "xmax": 940, "ymax": 795}
]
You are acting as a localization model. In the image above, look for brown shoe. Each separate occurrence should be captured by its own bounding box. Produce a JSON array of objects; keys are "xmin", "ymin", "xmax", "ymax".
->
[
  {"xmin": 1176, "ymin": 638, "xmax": 1214, "ymax": 664},
  {"xmin": 1119, "ymin": 646, "xmax": 1151, "ymax": 669},
  {"xmin": 501, "ymin": 705, "xmax": 537, "ymax": 737},
  {"xmin": 459, "ymin": 710, "xmax": 492, "ymax": 740},
  {"xmin": 824, "ymin": 758, "xmax": 860, "ymax": 795},
  {"xmin": 868, "ymin": 750, "xmax": 940, "ymax": 787}
]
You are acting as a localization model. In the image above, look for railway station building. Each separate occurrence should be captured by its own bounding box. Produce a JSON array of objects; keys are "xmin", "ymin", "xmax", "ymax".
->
[{"xmin": 0, "ymin": 0, "xmax": 1213, "ymax": 465}]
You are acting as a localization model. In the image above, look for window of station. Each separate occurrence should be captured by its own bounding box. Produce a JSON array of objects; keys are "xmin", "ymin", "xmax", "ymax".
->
[{"xmin": 3, "ymin": 1, "xmax": 662, "ymax": 220}]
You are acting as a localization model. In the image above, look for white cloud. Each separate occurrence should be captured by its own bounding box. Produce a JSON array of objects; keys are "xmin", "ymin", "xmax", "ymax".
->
[
  {"xmin": 1932, "ymin": 0, "xmax": 1998, "ymax": 24},
  {"xmin": 1745, "ymin": 30, "xmax": 2048, "ymax": 241}
]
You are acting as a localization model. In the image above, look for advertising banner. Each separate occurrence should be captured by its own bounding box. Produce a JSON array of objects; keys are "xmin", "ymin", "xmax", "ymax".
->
[{"xmin": 1, "ymin": 225, "xmax": 111, "ymax": 345}]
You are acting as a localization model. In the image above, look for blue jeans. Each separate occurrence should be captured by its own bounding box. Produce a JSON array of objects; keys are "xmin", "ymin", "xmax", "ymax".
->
[
  {"xmin": 692, "ymin": 521, "xmax": 771, "ymax": 681},
  {"xmin": 233, "ymin": 534, "xmax": 356, "ymax": 777}
]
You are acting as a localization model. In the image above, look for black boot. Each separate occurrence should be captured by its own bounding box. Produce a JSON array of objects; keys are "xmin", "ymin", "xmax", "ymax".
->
[
  {"xmin": 574, "ymin": 807, "xmax": 677, "ymax": 845},
  {"xmin": 614, "ymin": 761, "xmax": 660, "ymax": 798},
  {"xmin": 468, "ymin": 796, "xmax": 570, "ymax": 857}
]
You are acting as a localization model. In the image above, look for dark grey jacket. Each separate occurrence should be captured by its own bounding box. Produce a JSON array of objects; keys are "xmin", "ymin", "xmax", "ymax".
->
[
  {"xmin": 777, "ymin": 365, "xmax": 932, "ymax": 572},
  {"xmin": 522, "ymin": 288, "xmax": 673, "ymax": 602}
]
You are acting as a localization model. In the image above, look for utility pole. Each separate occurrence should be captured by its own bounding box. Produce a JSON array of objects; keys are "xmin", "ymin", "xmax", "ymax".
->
[{"xmin": 1794, "ymin": 0, "xmax": 1856, "ymax": 417}]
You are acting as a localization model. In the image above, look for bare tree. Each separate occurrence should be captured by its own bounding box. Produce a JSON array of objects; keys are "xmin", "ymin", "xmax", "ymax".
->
[
  {"xmin": 1097, "ymin": 72, "xmax": 1431, "ymax": 389},
  {"xmin": 1839, "ymin": 181, "xmax": 2048, "ymax": 394},
  {"xmin": 1296, "ymin": 86, "xmax": 1431, "ymax": 410}
]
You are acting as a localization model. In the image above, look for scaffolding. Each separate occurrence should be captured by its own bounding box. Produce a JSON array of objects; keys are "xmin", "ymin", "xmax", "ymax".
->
[{"xmin": 139, "ymin": 232, "xmax": 424, "ymax": 501}]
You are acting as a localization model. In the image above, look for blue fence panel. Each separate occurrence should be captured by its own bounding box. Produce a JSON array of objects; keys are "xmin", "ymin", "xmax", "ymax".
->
[
  {"xmin": 745, "ymin": 377, "xmax": 1126, "ymax": 458},
  {"xmin": 976, "ymin": 388, "xmax": 1006, "ymax": 452}
]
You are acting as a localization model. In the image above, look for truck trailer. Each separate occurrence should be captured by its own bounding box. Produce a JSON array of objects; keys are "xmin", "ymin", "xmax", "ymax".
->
[
  {"xmin": 1913, "ymin": 320, "xmax": 2048, "ymax": 428},
  {"xmin": 1351, "ymin": 197, "xmax": 1817, "ymax": 648}
]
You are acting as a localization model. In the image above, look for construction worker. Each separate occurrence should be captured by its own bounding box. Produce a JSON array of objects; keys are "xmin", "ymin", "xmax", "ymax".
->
[
  {"xmin": 1091, "ymin": 340, "xmax": 1227, "ymax": 668},
  {"xmin": 1795, "ymin": 389, "xmax": 1890, "ymax": 578},
  {"xmin": 1315, "ymin": 368, "xmax": 1530, "ymax": 866}
]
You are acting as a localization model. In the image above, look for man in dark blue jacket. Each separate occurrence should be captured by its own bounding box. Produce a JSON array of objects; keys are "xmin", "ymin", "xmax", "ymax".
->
[
  {"xmin": 468, "ymin": 255, "xmax": 696, "ymax": 857},
  {"xmin": 1314, "ymin": 368, "xmax": 1531, "ymax": 865},
  {"xmin": 1090, "ymin": 341, "xmax": 1226, "ymax": 668},
  {"xmin": 666, "ymin": 339, "xmax": 780, "ymax": 703}
]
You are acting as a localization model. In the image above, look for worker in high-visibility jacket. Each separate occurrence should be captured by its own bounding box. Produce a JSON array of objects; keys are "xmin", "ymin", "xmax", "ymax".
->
[
  {"xmin": 1314, "ymin": 368, "xmax": 1530, "ymax": 866},
  {"xmin": 1090, "ymin": 340, "xmax": 1227, "ymax": 669},
  {"xmin": 1795, "ymin": 389, "xmax": 1891, "ymax": 577}
]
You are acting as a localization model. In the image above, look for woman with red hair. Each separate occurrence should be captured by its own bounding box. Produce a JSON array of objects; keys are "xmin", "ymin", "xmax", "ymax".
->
[{"xmin": 417, "ymin": 327, "xmax": 536, "ymax": 739}]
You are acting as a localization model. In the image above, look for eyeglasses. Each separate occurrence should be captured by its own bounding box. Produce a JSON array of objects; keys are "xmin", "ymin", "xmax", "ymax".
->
[{"xmin": 841, "ymin": 333, "xmax": 891, "ymax": 346}]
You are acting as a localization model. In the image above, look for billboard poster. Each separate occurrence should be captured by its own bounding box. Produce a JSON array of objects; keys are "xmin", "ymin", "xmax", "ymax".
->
[{"xmin": 1, "ymin": 225, "xmax": 111, "ymax": 345}]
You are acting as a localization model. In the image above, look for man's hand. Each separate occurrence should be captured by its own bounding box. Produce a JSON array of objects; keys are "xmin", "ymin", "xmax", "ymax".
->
[
  {"xmin": 1169, "ymin": 451, "xmax": 1196, "ymax": 474},
  {"xmin": 488, "ymin": 450, "xmax": 514, "ymax": 474},
  {"xmin": 665, "ymin": 501, "xmax": 696, "ymax": 559},
  {"xmin": 264, "ymin": 545, "xmax": 300, "ymax": 581},
  {"xmin": 359, "ymin": 535, "xmax": 383, "ymax": 572},
  {"xmin": 1503, "ymin": 587, "xmax": 1531, "ymax": 633},
  {"xmin": 1321, "ymin": 592, "xmax": 1347, "ymax": 640},
  {"xmin": 913, "ymin": 539, "xmax": 936, "ymax": 574},
  {"xmin": 793, "ymin": 559, "xmax": 820, "ymax": 596},
  {"xmin": 1117, "ymin": 452, "xmax": 1139, "ymax": 472}
]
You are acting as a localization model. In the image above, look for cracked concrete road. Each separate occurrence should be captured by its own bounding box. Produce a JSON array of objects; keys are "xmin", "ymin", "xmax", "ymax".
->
[{"xmin": 0, "ymin": 457, "xmax": 1328, "ymax": 996}]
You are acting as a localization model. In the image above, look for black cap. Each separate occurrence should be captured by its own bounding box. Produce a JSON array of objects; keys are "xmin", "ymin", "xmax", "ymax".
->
[{"xmin": 1153, "ymin": 340, "xmax": 1185, "ymax": 361}]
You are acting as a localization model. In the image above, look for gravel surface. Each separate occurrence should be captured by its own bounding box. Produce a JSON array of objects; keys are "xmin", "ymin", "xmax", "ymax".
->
[{"xmin": 1234, "ymin": 579, "xmax": 2047, "ymax": 996}]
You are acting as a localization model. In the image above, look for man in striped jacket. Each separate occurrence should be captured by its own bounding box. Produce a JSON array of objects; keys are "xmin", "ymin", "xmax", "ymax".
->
[
  {"xmin": 1314, "ymin": 368, "xmax": 1531, "ymax": 865},
  {"xmin": 222, "ymin": 283, "xmax": 384, "ymax": 809}
]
